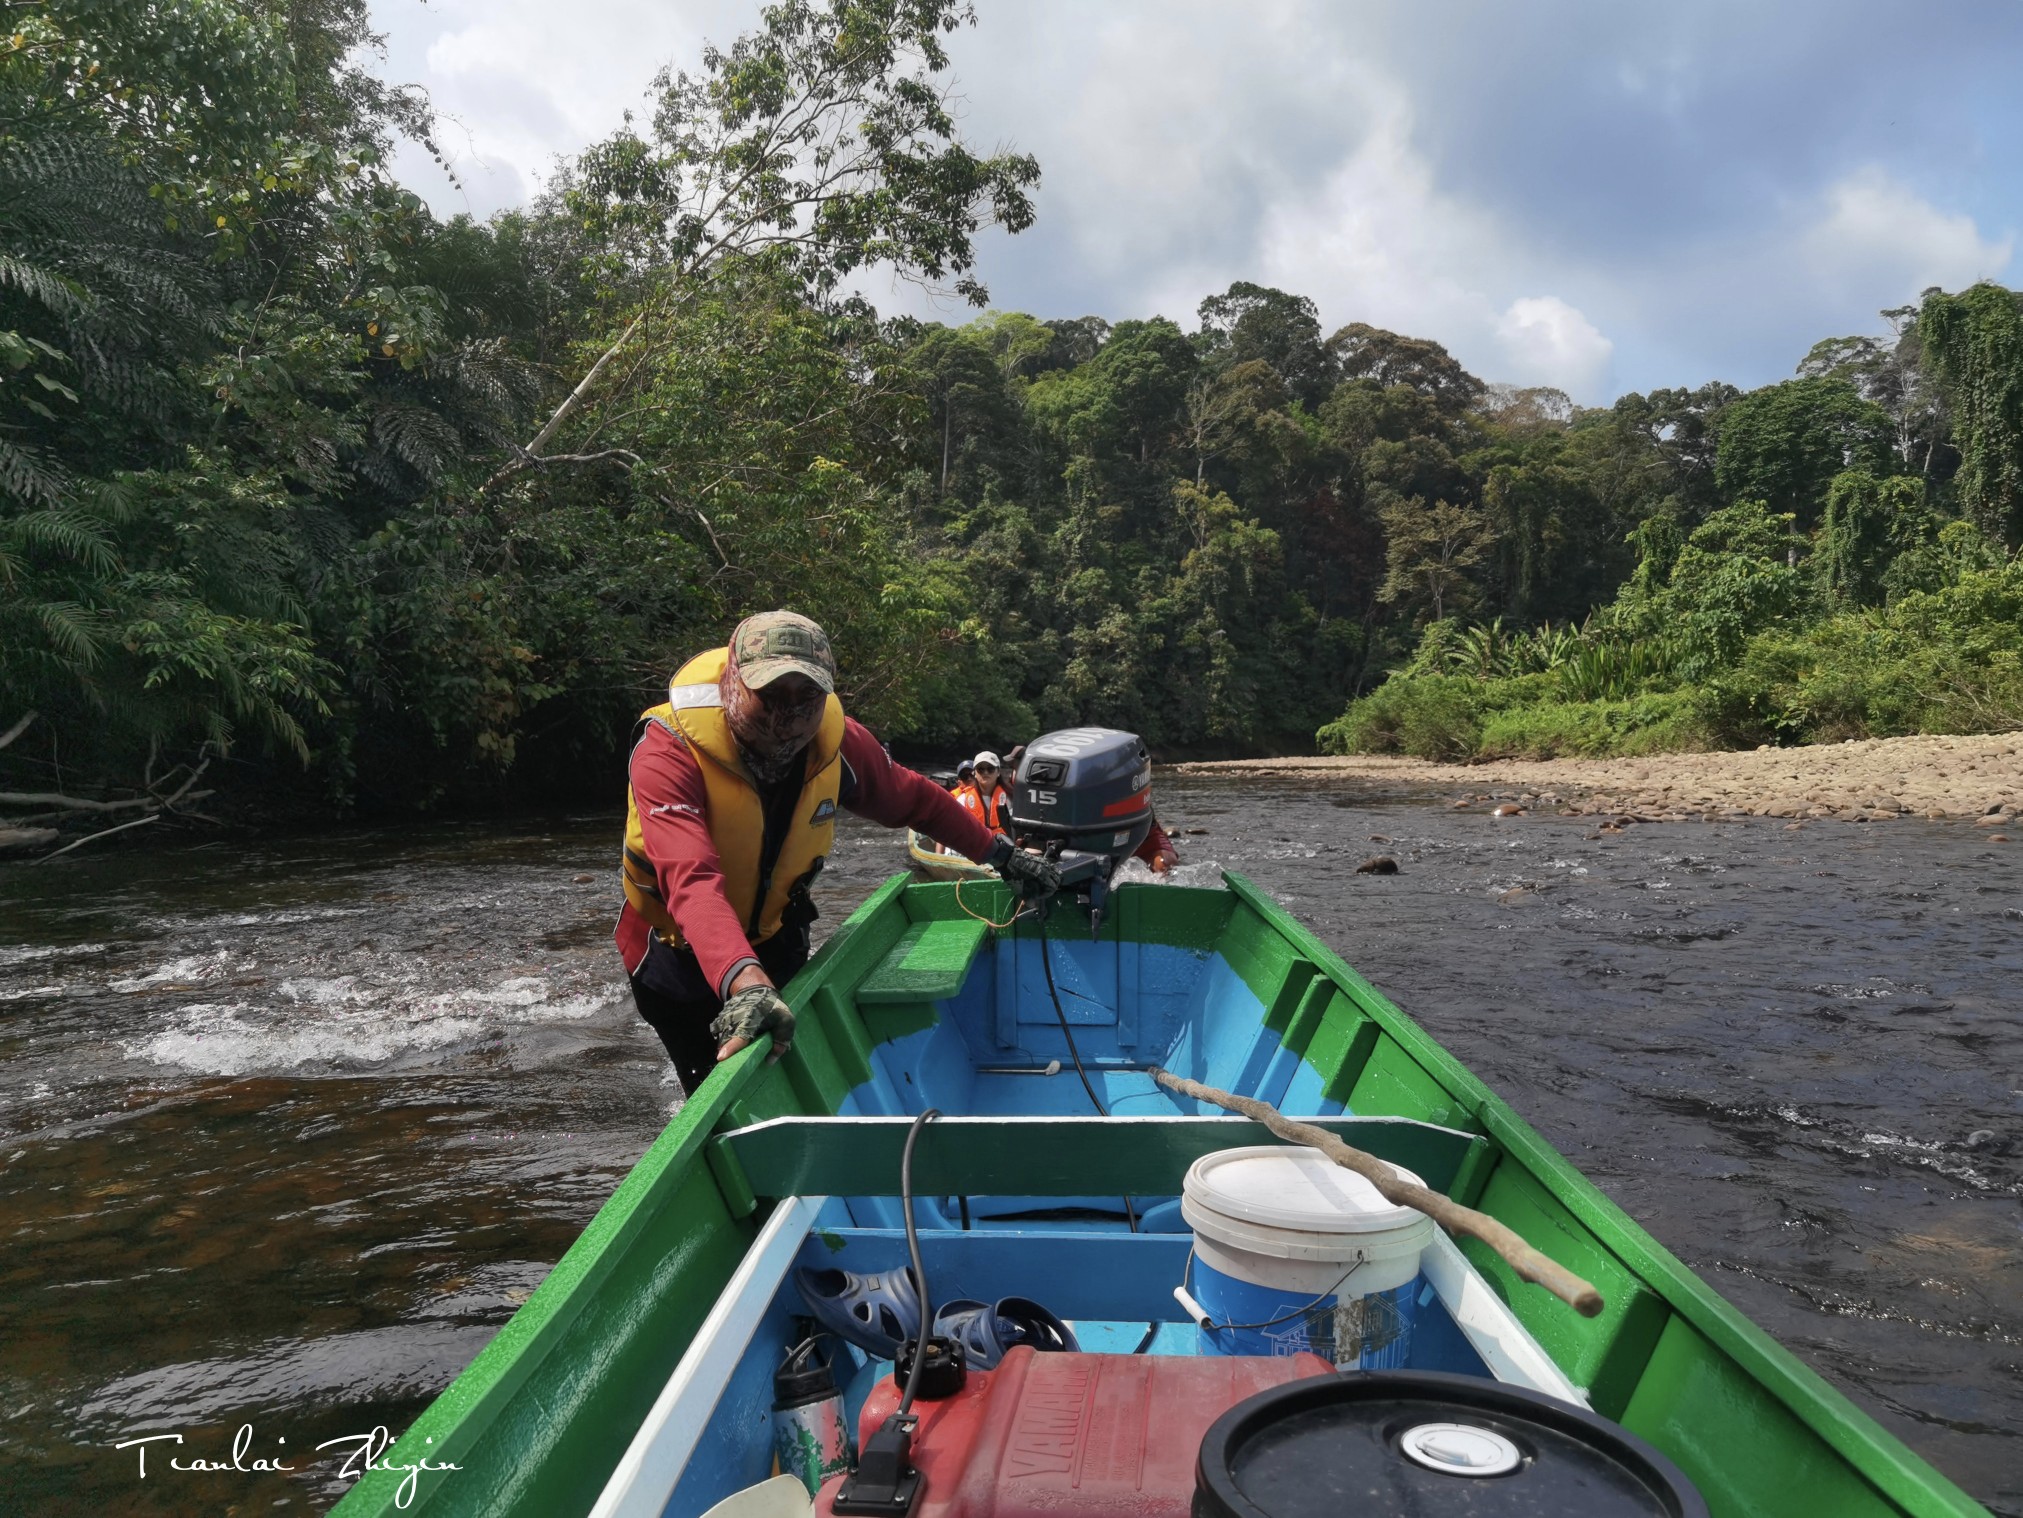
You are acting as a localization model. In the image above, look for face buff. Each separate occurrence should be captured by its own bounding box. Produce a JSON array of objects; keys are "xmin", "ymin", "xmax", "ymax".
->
[{"xmin": 720, "ymin": 661, "xmax": 825, "ymax": 784}]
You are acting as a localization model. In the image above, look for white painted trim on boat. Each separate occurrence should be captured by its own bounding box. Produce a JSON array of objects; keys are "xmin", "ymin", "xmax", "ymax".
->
[
  {"xmin": 1420, "ymin": 1229, "xmax": 1590, "ymax": 1407},
  {"xmin": 588, "ymin": 1194, "xmax": 827, "ymax": 1518},
  {"xmin": 722, "ymin": 1113, "xmax": 1481, "ymax": 1141}
]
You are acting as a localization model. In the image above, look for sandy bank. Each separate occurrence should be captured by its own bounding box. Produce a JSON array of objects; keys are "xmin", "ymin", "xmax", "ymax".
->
[{"xmin": 1171, "ymin": 731, "xmax": 2023, "ymax": 826}]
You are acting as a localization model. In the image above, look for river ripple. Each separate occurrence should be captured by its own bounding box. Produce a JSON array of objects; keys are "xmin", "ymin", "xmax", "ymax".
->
[{"xmin": 0, "ymin": 777, "xmax": 2016, "ymax": 1514}]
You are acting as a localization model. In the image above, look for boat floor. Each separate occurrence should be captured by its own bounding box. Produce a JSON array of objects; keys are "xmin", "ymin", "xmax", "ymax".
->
[{"xmin": 611, "ymin": 1188, "xmax": 1583, "ymax": 1518}]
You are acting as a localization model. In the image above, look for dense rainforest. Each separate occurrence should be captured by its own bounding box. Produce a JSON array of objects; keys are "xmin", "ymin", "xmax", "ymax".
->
[{"xmin": 3, "ymin": 0, "xmax": 2021, "ymax": 843}]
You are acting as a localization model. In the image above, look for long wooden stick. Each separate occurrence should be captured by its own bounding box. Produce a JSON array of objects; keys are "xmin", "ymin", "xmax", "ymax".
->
[
  {"xmin": 1149, "ymin": 1066, "xmax": 1604, "ymax": 1318},
  {"xmin": 35, "ymin": 812, "xmax": 159, "ymax": 863}
]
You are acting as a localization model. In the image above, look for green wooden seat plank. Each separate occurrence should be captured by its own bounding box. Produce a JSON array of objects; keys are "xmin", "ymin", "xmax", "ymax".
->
[
  {"xmin": 712, "ymin": 1114, "xmax": 1484, "ymax": 1200},
  {"xmin": 855, "ymin": 918, "xmax": 988, "ymax": 1006}
]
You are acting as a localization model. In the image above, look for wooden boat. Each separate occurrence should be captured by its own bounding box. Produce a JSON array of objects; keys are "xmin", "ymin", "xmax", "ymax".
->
[
  {"xmin": 904, "ymin": 827, "xmax": 996, "ymax": 883},
  {"xmin": 329, "ymin": 873, "xmax": 1988, "ymax": 1518}
]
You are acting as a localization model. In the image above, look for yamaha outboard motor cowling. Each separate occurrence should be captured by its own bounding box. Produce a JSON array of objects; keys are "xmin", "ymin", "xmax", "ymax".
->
[
  {"xmin": 1013, "ymin": 727, "xmax": 1153, "ymax": 858},
  {"xmin": 1011, "ymin": 728, "xmax": 1153, "ymax": 933}
]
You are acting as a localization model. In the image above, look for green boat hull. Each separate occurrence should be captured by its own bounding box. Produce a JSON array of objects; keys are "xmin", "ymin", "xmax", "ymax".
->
[{"xmin": 329, "ymin": 873, "xmax": 1987, "ymax": 1518}]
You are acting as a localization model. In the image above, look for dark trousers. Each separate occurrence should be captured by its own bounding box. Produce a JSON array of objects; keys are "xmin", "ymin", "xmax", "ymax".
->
[{"xmin": 628, "ymin": 919, "xmax": 812, "ymax": 1096}]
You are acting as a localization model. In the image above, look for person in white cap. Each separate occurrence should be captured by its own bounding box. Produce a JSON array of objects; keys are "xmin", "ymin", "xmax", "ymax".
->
[{"xmin": 957, "ymin": 749, "xmax": 1013, "ymax": 836}]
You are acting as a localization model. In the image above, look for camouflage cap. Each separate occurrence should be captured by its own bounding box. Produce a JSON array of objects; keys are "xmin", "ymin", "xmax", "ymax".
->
[{"xmin": 729, "ymin": 610, "xmax": 836, "ymax": 692}]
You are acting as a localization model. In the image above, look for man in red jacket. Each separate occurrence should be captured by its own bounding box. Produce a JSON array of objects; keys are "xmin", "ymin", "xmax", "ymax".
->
[{"xmin": 617, "ymin": 611, "xmax": 1059, "ymax": 1092}]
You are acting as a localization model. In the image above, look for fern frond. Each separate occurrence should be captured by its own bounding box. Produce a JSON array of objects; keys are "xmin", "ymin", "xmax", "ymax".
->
[
  {"xmin": 0, "ymin": 436, "xmax": 69, "ymax": 507},
  {"xmin": 2, "ymin": 503, "xmax": 119, "ymax": 572},
  {"xmin": 369, "ymin": 403, "xmax": 461, "ymax": 483},
  {"xmin": 31, "ymin": 598, "xmax": 105, "ymax": 665},
  {"xmin": 0, "ymin": 252, "xmax": 90, "ymax": 319}
]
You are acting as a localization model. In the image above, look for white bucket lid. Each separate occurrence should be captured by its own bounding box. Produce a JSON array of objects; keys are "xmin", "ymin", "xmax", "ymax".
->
[{"xmin": 1183, "ymin": 1145, "xmax": 1429, "ymax": 1235}]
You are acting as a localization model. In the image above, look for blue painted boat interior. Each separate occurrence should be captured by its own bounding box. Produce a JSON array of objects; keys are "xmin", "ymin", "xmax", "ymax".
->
[
  {"xmin": 667, "ymin": 1224, "xmax": 1494, "ymax": 1518},
  {"xmin": 663, "ymin": 933, "xmax": 1506, "ymax": 1516},
  {"xmin": 837, "ymin": 936, "xmax": 1348, "ymax": 1230}
]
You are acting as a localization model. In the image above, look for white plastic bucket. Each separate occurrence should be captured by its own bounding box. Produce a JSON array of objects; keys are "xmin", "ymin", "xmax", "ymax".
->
[{"xmin": 1181, "ymin": 1145, "xmax": 1434, "ymax": 1369}]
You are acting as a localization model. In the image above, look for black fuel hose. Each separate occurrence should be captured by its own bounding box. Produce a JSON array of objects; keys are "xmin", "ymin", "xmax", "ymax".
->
[{"xmin": 897, "ymin": 1107, "xmax": 940, "ymax": 1416}]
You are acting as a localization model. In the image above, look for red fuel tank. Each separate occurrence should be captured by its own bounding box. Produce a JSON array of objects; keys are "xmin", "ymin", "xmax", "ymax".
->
[{"xmin": 815, "ymin": 1348, "xmax": 1333, "ymax": 1518}]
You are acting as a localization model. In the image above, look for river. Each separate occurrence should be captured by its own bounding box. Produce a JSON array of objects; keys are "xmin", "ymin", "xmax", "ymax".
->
[{"xmin": 1, "ymin": 775, "xmax": 2017, "ymax": 1515}]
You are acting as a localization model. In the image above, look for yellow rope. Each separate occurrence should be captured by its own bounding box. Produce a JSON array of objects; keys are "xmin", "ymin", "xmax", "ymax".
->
[{"xmin": 954, "ymin": 875, "xmax": 1024, "ymax": 930}]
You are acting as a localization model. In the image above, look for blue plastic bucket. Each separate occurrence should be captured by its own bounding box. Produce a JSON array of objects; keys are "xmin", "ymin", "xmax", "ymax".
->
[{"xmin": 1181, "ymin": 1145, "xmax": 1433, "ymax": 1369}]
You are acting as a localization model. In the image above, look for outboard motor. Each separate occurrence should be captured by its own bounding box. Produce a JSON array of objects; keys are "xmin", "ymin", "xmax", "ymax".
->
[{"xmin": 1010, "ymin": 727, "xmax": 1153, "ymax": 934}]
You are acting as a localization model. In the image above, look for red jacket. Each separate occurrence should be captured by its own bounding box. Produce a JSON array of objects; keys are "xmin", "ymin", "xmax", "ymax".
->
[
  {"xmin": 616, "ymin": 717, "xmax": 996, "ymax": 992},
  {"xmin": 1136, "ymin": 817, "xmax": 1178, "ymax": 869}
]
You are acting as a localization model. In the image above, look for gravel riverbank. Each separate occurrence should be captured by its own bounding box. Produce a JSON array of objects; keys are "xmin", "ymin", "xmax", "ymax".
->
[{"xmin": 1172, "ymin": 731, "xmax": 2023, "ymax": 826}]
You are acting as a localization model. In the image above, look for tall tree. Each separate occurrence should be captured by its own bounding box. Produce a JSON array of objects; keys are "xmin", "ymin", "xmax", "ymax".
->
[
  {"xmin": 902, "ymin": 325, "xmax": 1012, "ymax": 497},
  {"xmin": 1798, "ymin": 307, "xmax": 1947, "ymax": 477},
  {"xmin": 1378, "ymin": 497, "xmax": 1494, "ymax": 623},
  {"xmin": 1196, "ymin": 281, "xmax": 1333, "ymax": 407},
  {"xmin": 491, "ymin": 0, "xmax": 1040, "ymax": 491},
  {"xmin": 1712, "ymin": 376, "xmax": 1895, "ymax": 532},
  {"xmin": 1327, "ymin": 323, "xmax": 1484, "ymax": 415}
]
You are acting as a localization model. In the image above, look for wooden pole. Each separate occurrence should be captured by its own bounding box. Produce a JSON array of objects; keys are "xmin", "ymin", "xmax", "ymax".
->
[{"xmin": 1148, "ymin": 1066, "xmax": 1604, "ymax": 1318}]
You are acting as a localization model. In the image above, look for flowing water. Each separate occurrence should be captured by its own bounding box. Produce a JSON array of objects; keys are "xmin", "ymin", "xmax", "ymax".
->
[{"xmin": 1, "ymin": 776, "xmax": 2017, "ymax": 1515}]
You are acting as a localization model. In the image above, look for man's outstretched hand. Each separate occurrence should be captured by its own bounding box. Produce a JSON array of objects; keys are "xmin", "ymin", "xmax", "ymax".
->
[
  {"xmin": 988, "ymin": 837, "xmax": 1063, "ymax": 901},
  {"xmin": 712, "ymin": 983, "xmax": 795, "ymax": 1063}
]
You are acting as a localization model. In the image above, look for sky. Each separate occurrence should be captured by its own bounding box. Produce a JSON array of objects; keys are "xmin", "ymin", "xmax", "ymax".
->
[{"xmin": 369, "ymin": 0, "xmax": 2023, "ymax": 405}]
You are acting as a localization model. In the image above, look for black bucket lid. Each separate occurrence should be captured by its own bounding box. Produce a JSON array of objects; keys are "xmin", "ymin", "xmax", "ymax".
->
[{"xmin": 1194, "ymin": 1370, "xmax": 1708, "ymax": 1518}]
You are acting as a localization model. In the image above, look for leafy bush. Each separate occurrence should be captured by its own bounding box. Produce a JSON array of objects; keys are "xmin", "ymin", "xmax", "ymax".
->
[
  {"xmin": 1683, "ymin": 559, "xmax": 2023, "ymax": 745},
  {"xmin": 1787, "ymin": 560, "xmax": 2023, "ymax": 737},
  {"xmin": 1319, "ymin": 672, "xmax": 1711, "ymax": 760},
  {"xmin": 1689, "ymin": 635, "xmax": 1817, "ymax": 748},
  {"xmin": 1476, "ymin": 691, "xmax": 1710, "ymax": 759},
  {"xmin": 1317, "ymin": 674, "xmax": 1555, "ymax": 760},
  {"xmin": 1318, "ymin": 675, "xmax": 1484, "ymax": 759},
  {"xmin": 1553, "ymin": 634, "xmax": 1681, "ymax": 701}
]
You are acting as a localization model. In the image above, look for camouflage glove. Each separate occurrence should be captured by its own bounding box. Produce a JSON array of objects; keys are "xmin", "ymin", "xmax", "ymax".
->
[
  {"xmin": 711, "ymin": 985, "xmax": 795, "ymax": 1063},
  {"xmin": 988, "ymin": 837, "xmax": 1063, "ymax": 901}
]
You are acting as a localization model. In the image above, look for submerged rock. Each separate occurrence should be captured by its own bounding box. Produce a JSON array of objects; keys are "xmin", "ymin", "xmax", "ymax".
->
[{"xmin": 1355, "ymin": 855, "xmax": 1400, "ymax": 874}]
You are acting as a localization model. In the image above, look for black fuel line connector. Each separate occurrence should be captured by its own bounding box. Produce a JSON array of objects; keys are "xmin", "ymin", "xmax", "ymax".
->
[
  {"xmin": 831, "ymin": 1336, "xmax": 966, "ymax": 1516},
  {"xmin": 830, "ymin": 1412, "xmax": 919, "ymax": 1517}
]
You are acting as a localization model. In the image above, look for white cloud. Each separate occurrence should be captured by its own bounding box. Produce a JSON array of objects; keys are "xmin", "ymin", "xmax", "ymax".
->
[
  {"xmin": 370, "ymin": 0, "xmax": 747, "ymax": 216},
  {"xmin": 362, "ymin": 1, "xmax": 2017, "ymax": 398},
  {"xmin": 1801, "ymin": 166, "xmax": 2013, "ymax": 304},
  {"xmin": 1242, "ymin": 93, "xmax": 1617, "ymax": 398},
  {"xmin": 1494, "ymin": 297, "xmax": 1614, "ymax": 395}
]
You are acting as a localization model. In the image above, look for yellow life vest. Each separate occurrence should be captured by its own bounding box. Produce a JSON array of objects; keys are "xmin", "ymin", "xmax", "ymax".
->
[{"xmin": 620, "ymin": 647, "xmax": 846, "ymax": 949}]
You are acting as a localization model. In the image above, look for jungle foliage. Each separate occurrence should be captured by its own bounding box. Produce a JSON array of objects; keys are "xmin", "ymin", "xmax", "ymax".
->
[
  {"xmin": 4, "ymin": 0, "xmax": 2021, "ymax": 836},
  {"xmin": 1320, "ymin": 286, "xmax": 2023, "ymax": 762}
]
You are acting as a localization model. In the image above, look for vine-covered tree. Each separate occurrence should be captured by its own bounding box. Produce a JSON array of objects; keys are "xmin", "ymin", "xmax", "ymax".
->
[{"xmin": 1920, "ymin": 282, "xmax": 2023, "ymax": 546}]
